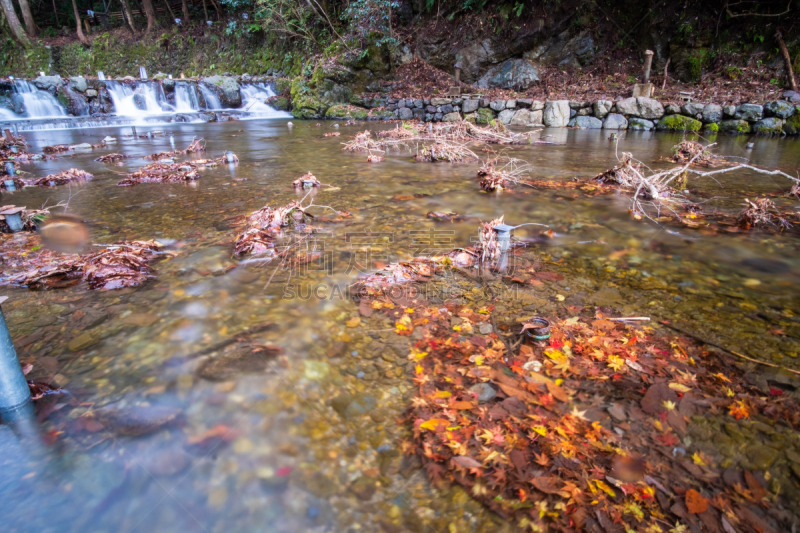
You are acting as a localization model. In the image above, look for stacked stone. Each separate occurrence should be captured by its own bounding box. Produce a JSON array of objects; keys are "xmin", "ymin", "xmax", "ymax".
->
[{"xmin": 387, "ymin": 94, "xmax": 800, "ymax": 135}]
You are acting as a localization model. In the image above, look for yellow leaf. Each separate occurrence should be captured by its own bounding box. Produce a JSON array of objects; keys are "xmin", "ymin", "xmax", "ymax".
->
[
  {"xmin": 594, "ymin": 479, "xmax": 616, "ymax": 497},
  {"xmin": 669, "ymin": 383, "xmax": 691, "ymax": 393},
  {"xmin": 345, "ymin": 317, "xmax": 361, "ymax": 328},
  {"xmin": 415, "ymin": 364, "xmax": 423, "ymax": 375},
  {"xmin": 433, "ymin": 390, "xmax": 452, "ymax": 399},
  {"xmin": 663, "ymin": 400, "xmax": 676, "ymax": 411},
  {"xmin": 692, "ymin": 452, "xmax": 707, "ymax": 466},
  {"xmin": 531, "ymin": 425, "xmax": 547, "ymax": 437},
  {"xmin": 419, "ymin": 418, "xmax": 448, "ymax": 431}
]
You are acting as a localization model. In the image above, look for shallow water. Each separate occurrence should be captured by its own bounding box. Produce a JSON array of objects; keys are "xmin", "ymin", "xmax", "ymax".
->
[{"xmin": 1, "ymin": 121, "xmax": 799, "ymax": 532}]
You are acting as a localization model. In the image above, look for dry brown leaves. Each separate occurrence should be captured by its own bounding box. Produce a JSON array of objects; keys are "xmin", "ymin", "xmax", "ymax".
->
[
  {"xmin": 28, "ymin": 168, "xmax": 93, "ymax": 187},
  {"xmin": 94, "ymin": 153, "xmax": 129, "ymax": 164},
  {"xmin": 737, "ymin": 198, "xmax": 793, "ymax": 231},
  {"xmin": 291, "ymin": 172, "xmax": 321, "ymax": 188},
  {"xmin": 144, "ymin": 138, "xmax": 206, "ymax": 160},
  {"xmin": 233, "ymin": 201, "xmax": 312, "ymax": 257},
  {"xmin": 118, "ymin": 155, "xmax": 230, "ymax": 186}
]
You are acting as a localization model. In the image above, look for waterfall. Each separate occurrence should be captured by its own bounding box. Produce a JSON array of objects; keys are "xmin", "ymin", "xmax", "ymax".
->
[
  {"xmin": 198, "ymin": 83, "xmax": 223, "ymax": 110},
  {"xmin": 239, "ymin": 83, "xmax": 292, "ymax": 118},
  {"xmin": 106, "ymin": 81, "xmax": 171, "ymax": 116},
  {"xmin": 11, "ymin": 80, "xmax": 67, "ymax": 118},
  {"xmin": 0, "ymin": 108, "xmax": 17, "ymax": 120},
  {"xmin": 174, "ymin": 82, "xmax": 200, "ymax": 112}
]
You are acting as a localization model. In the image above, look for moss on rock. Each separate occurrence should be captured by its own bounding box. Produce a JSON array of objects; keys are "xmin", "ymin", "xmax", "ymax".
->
[
  {"xmin": 656, "ymin": 115, "xmax": 702, "ymax": 132},
  {"xmin": 475, "ymin": 108, "xmax": 495, "ymax": 125},
  {"xmin": 783, "ymin": 112, "xmax": 800, "ymax": 135},
  {"xmin": 703, "ymin": 122, "xmax": 719, "ymax": 133},
  {"xmin": 268, "ymin": 96, "xmax": 290, "ymax": 111},
  {"xmin": 719, "ymin": 119, "xmax": 751, "ymax": 134},
  {"xmin": 325, "ymin": 104, "xmax": 368, "ymax": 120}
]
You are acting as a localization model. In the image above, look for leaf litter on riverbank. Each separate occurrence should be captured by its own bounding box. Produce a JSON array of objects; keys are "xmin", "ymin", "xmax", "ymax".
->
[{"xmin": 118, "ymin": 153, "xmax": 235, "ymax": 186}]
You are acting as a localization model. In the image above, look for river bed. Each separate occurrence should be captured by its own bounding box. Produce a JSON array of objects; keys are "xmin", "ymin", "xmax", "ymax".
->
[{"xmin": 1, "ymin": 120, "xmax": 799, "ymax": 532}]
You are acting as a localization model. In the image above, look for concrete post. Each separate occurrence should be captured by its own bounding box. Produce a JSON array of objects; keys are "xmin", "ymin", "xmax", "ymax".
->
[
  {"xmin": 643, "ymin": 50, "xmax": 654, "ymax": 83},
  {"xmin": 0, "ymin": 297, "xmax": 31, "ymax": 414}
]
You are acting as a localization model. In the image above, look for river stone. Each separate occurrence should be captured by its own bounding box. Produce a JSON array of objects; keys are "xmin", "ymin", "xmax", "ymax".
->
[
  {"xmin": 628, "ymin": 117, "xmax": 655, "ymax": 130},
  {"xmin": 398, "ymin": 107, "xmax": 413, "ymax": 120},
  {"xmin": 734, "ymin": 103, "xmax": 763, "ymax": 122},
  {"xmin": 330, "ymin": 393, "xmax": 377, "ymax": 420},
  {"xmin": 593, "ymin": 100, "xmax": 612, "ymax": 118},
  {"xmin": 85, "ymin": 89, "xmax": 98, "ymax": 98},
  {"xmin": 517, "ymin": 98, "xmax": 532, "ymax": 108},
  {"xmin": 656, "ymin": 115, "xmax": 702, "ymax": 131},
  {"xmin": 569, "ymin": 108, "xmax": 577, "ymax": 119},
  {"xmin": 506, "ymin": 100, "xmax": 516, "ymax": 109},
  {"xmin": 530, "ymin": 100, "xmax": 545, "ymax": 111},
  {"xmin": 489, "ymin": 100, "xmax": 506, "ymax": 112},
  {"xmin": 196, "ymin": 343, "xmax": 283, "ymax": 381},
  {"xmin": 69, "ymin": 76, "xmax": 88, "ymax": 93},
  {"xmin": 664, "ymin": 103, "xmax": 681, "ymax": 115},
  {"xmin": 765, "ymin": 100, "xmax": 795, "ymax": 119},
  {"xmin": 752, "ymin": 117, "xmax": 784, "ymax": 135},
  {"xmin": 568, "ymin": 115, "xmax": 602, "ymax": 128},
  {"xmin": 201, "ymin": 75, "xmax": 241, "ymax": 107},
  {"xmin": 98, "ymin": 405, "xmax": 184, "ymax": 437},
  {"xmin": 680, "ymin": 102, "xmax": 704, "ymax": 117},
  {"xmin": 469, "ymin": 382, "xmax": 497, "ymax": 403},
  {"xmin": 430, "ymin": 98, "xmax": 451, "ymax": 106},
  {"xmin": 68, "ymin": 331, "xmax": 100, "ymax": 351},
  {"xmin": 440, "ymin": 103, "xmax": 454, "ymax": 114},
  {"xmin": 497, "ymin": 109, "xmax": 515, "ymax": 124},
  {"xmin": 719, "ymin": 119, "xmax": 751, "ymax": 134},
  {"xmin": 603, "ymin": 113, "xmax": 628, "ymax": 129},
  {"xmin": 783, "ymin": 90, "xmax": 800, "ymax": 104},
  {"xmin": 723, "ymin": 105, "xmax": 736, "ymax": 118},
  {"xmin": 614, "ymin": 97, "xmax": 639, "ymax": 116},
  {"xmin": 616, "ymin": 97, "xmax": 664, "ymax": 119},
  {"xmin": 442, "ymin": 111, "xmax": 461, "ymax": 122},
  {"xmin": 702, "ymin": 103, "xmax": 723, "ymax": 123},
  {"xmin": 462, "ymin": 99, "xmax": 479, "ymax": 113},
  {"xmin": 476, "ymin": 58, "xmax": 539, "ymax": 90},
  {"xmin": 33, "ymin": 75, "xmax": 62, "ymax": 93},
  {"xmin": 543, "ymin": 100, "xmax": 570, "ymax": 127}
]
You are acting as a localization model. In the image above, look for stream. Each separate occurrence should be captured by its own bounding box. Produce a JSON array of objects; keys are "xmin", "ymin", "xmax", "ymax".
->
[{"xmin": 1, "ymin": 120, "xmax": 799, "ymax": 532}]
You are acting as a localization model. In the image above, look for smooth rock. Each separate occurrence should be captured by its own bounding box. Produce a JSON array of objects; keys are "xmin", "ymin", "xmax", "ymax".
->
[
  {"xmin": 85, "ymin": 88, "xmax": 98, "ymax": 98},
  {"xmin": 469, "ymin": 382, "xmax": 497, "ymax": 403},
  {"xmin": 530, "ymin": 100, "xmax": 545, "ymax": 111},
  {"xmin": 476, "ymin": 58, "xmax": 539, "ymax": 90},
  {"xmin": 497, "ymin": 109, "xmax": 515, "ymax": 124},
  {"xmin": 489, "ymin": 100, "xmax": 506, "ymax": 112},
  {"xmin": 735, "ymin": 103, "xmax": 763, "ymax": 122},
  {"xmin": 681, "ymin": 102, "xmax": 704, "ymax": 117},
  {"xmin": 664, "ymin": 103, "xmax": 681, "ymax": 115},
  {"xmin": 543, "ymin": 100, "xmax": 570, "ymax": 127},
  {"xmin": 702, "ymin": 103, "xmax": 723, "ymax": 123},
  {"xmin": 461, "ymin": 99, "xmax": 479, "ymax": 113},
  {"xmin": 765, "ymin": 100, "xmax": 795, "ymax": 119},
  {"xmin": 719, "ymin": 119, "xmax": 751, "ymax": 134},
  {"xmin": 752, "ymin": 117, "xmax": 784, "ymax": 135},
  {"xmin": 568, "ymin": 115, "xmax": 602, "ymax": 128},
  {"xmin": 430, "ymin": 98, "xmax": 451, "ymax": 106},
  {"xmin": 33, "ymin": 75, "xmax": 62, "ymax": 92},
  {"xmin": 69, "ymin": 76, "xmax": 88, "ymax": 93},
  {"xmin": 723, "ymin": 104, "xmax": 737, "ymax": 118},
  {"xmin": 628, "ymin": 117, "xmax": 655, "ymax": 130},
  {"xmin": 783, "ymin": 90, "xmax": 800, "ymax": 104},
  {"xmin": 398, "ymin": 107, "xmax": 413, "ymax": 120},
  {"xmin": 442, "ymin": 111, "xmax": 461, "ymax": 122},
  {"xmin": 593, "ymin": 100, "xmax": 612, "ymax": 118},
  {"xmin": 603, "ymin": 113, "xmax": 628, "ymax": 129}
]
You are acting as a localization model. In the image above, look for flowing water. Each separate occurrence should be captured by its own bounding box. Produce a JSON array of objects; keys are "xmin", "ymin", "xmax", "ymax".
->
[{"xmin": 0, "ymin": 121, "xmax": 799, "ymax": 532}]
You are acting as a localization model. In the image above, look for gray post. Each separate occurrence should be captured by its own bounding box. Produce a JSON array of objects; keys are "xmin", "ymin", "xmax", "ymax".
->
[
  {"xmin": 643, "ymin": 50, "xmax": 654, "ymax": 83},
  {"xmin": 0, "ymin": 297, "xmax": 31, "ymax": 414}
]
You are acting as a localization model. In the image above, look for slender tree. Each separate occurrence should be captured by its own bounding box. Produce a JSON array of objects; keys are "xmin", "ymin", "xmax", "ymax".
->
[
  {"xmin": 71, "ymin": 0, "xmax": 90, "ymax": 44},
  {"xmin": 142, "ymin": 0, "xmax": 156, "ymax": 34},
  {"xmin": 16, "ymin": 0, "xmax": 37, "ymax": 36},
  {"xmin": 0, "ymin": 0, "xmax": 30, "ymax": 45},
  {"xmin": 181, "ymin": 0, "xmax": 189, "ymax": 24},
  {"xmin": 120, "ymin": 0, "xmax": 138, "ymax": 33}
]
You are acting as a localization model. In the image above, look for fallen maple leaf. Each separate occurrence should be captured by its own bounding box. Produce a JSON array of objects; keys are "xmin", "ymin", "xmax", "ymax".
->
[{"xmin": 685, "ymin": 488, "xmax": 709, "ymax": 514}]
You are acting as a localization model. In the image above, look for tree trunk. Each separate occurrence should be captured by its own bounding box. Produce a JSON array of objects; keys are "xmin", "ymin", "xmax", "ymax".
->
[
  {"xmin": 181, "ymin": 0, "xmax": 189, "ymax": 24},
  {"xmin": 201, "ymin": 0, "xmax": 208, "ymax": 21},
  {"xmin": 16, "ymin": 0, "xmax": 37, "ymax": 36},
  {"xmin": 208, "ymin": 0, "xmax": 221, "ymax": 19},
  {"xmin": 141, "ymin": 0, "xmax": 156, "ymax": 34},
  {"xmin": 162, "ymin": 0, "xmax": 175, "ymax": 21},
  {"xmin": 777, "ymin": 31, "xmax": 798, "ymax": 93},
  {"xmin": 0, "ymin": 0, "xmax": 30, "ymax": 45},
  {"xmin": 51, "ymin": 0, "xmax": 59, "ymax": 27},
  {"xmin": 71, "ymin": 0, "xmax": 90, "ymax": 44},
  {"xmin": 120, "ymin": 0, "xmax": 137, "ymax": 33}
]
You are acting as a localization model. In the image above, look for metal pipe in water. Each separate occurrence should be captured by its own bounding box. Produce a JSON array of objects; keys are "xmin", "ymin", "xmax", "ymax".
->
[{"xmin": 0, "ymin": 297, "xmax": 31, "ymax": 414}]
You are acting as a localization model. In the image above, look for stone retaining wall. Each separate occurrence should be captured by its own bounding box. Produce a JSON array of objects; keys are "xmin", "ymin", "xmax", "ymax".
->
[{"xmin": 359, "ymin": 95, "xmax": 800, "ymax": 135}]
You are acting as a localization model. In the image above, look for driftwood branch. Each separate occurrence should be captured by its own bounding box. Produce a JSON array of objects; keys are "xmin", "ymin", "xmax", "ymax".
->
[
  {"xmin": 725, "ymin": 0, "xmax": 791, "ymax": 17},
  {"xmin": 776, "ymin": 30, "xmax": 797, "ymax": 92}
]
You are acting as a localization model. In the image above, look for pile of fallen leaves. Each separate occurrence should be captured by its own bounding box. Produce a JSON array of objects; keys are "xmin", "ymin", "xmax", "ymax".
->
[
  {"xmin": 233, "ymin": 201, "xmax": 313, "ymax": 258},
  {"xmin": 380, "ymin": 297, "xmax": 800, "ymax": 532},
  {"xmin": 737, "ymin": 197, "xmax": 792, "ymax": 231},
  {"xmin": 2, "ymin": 238, "xmax": 163, "ymax": 290},
  {"xmin": 42, "ymin": 144, "xmax": 71, "ymax": 154},
  {"xmin": 478, "ymin": 161, "xmax": 511, "ymax": 192},
  {"xmin": 28, "ymin": 168, "xmax": 93, "ymax": 187},
  {"xmin": 670, "ymin": 141, "xmax": 721, "ymax": 167},
  {"xmin": 414, "ymin": 141, "xmax": 477, "ymax": 163},
  {"xmin": 292, "ymin": 172, "xmax": 321, "ymax": 189},
  {"xmin": 592, "ymin": 153, "xmax": 642, "ymax": 187},
  {"xmin": 118, "ymin": 155, "xmax": 231, "ymax": 186}
]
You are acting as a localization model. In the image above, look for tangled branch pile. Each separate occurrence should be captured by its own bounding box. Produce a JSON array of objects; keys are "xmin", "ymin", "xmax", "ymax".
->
[
  {"xmin": 670, "ymin": 141, "xmax": 722, "ymax": 167},
  {"xmin": 94, "ymin": 153, "xmax": 129, "ymax": 164},
  {"xmin": 28, "ymin": 169, "xmax": 93, "ymax": 187},
  {"xmin": 292, "ymin": 172, "xmax": 321, "ymax": 188},
  {"xmin": 145, "ymin": 138, "xmax": 206, "ymax": 160},
  {"xmin": 3, "ymin": 240, "xmax": 163, "ymax": 290},
  {"xmin": 118, "ymin": 155, "xmax": 233, "ymax": 186},
  {"xmin": 478, "ymin": 158, "xmax": 534, "ymax": 192},
  {"xmin": 737, "ymin": 198, "xmax": 792, "ymax": 231}
]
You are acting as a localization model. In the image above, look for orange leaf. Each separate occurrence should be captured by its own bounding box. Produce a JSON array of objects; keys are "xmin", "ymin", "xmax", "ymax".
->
[
  {"xmin": 685, "ymin": 489, "xmax": 709, "ymax": 514},
  {"xmin": 419, "ymin": 418, "xmax": 449, "ymax": 431}
]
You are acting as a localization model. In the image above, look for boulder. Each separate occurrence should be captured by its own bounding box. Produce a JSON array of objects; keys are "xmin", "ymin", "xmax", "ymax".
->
[
  {"xmin": 85, "ymin": 89, "xmax": 98, "ymax": 98},
  {"xmin": 680, "ymin": 102, "xmax": 704, "ymax": 117},
  {"xmin": 722, "ymin": 105, "xmax": 736, "ymax": 118},
  {"xmin": 734, "ymin": 104, "xmax": 763, "ymax": 122},
  {"xmin": 68, "ymin": 76, "xmax": 88, "ymax": 93},
  {"xmin": 628, "ymin": 118, "xmax": 655, "ymax": 131},
  {"xmin": 509, "ymin": 109, "xmax": 532, "ymax": 126},
  {"xmin": 664, "ymin": 103, "xmax": 681, "ymax": 115},
  {"xmin": 702, "ymin": 103, "xmax": 722, "ymax": 123},
  {"xmin": 324, "ymin": 104, "xmax": 368, "ymax": 120},
  {"xmin": 719, "ymin": 119, "xmax": 751, "ymax": 134},
  {"xmin": 33, "ymin": 75, "xmax": 62, "ymax": 93},
  {"xmin": 543, "ymin": 100, "xmax": 570, "ymax": 127},
  {"xmin": 764, "ymin": 100, "xmax": 795, "ymax": 119},
  {"xmin": 489, "ymin": 100, "xmax": 506, "ymax": 112},
  {"xmin": 568, "ymin": 115, "xmax": 602, "ymax": 128},
  {"xmin": 656, "ymin": 115, "xmax": 702, "ymax": 132},
  {"xmin": 593, "ymin": 100, "xmax": 612, "ymax": 118},
  {"xmin": 616, "ymin": 97, "xmax": 663, "ymax": 119},
  {"xmin": 783, "ymin": 114, "xmax": 800, "ymax": 135},
  {"xmin": 783, "ymin": 90, "xmax": 800, "ymax": 104},
  {"xmin": 162, "ymin": 78, "xmax": 175, "ymax": 92},
  {"xmin": 497, "ymin": 109, "xmax": 516, "ymax": 124},
  {"xmin": 454, "ymin": 38, "xmax": 499, "ymax": 84},
  {"xmin": 525, "ymin": 29, "xmax": 595, "ymax": 68},
  {"xmin": 430, "ymin": 98, "xmax": 451, "ymax": 106},
  {"xmin": 442, "ymin": 112, "xmax": 461, "ymax": 122},
  {"xmin": 201, "ymin": 75, "xmax": 242, "ymax": 108},
  {"xmin": 398, "ymin": 107, "xmax": 414, "ymax": 120},
  {"xmin": 506, "ymin": 100, "xmax": 516, "ymax": 109},
  {"xmin": 462, "ymin": 99, "xmax": 479, "ymax": 113},
  {"xmin": 603, "ymin": 113, "xmax": 628, "ymax": 129},
  {"xmin": 476, "ymin": 58, "xmax": 540, "ymax": 90},
  {"xmin": 752, "ymin": 117, "xmax": 784, "ymax": 135},
  {"xmin": 475, "ymin": 108, "xmax": 495, "ymax": 124},
  {"xmin": 530, "ymin": 100, "xmax": 545, "ymax": 111}
]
